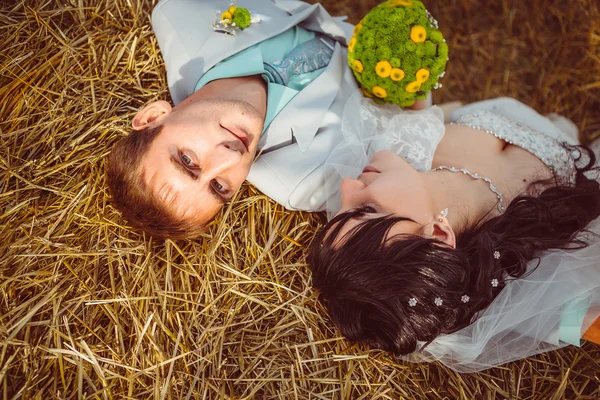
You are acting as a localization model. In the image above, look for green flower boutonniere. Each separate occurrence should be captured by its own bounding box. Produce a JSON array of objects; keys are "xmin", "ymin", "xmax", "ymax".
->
[
  {"xmin": 221, "ymin": 5, "xmax": 251, "ymax": 29},
  {"xmin": 212, "ymin": 2, "xmax": 269, "ymax": 36}
]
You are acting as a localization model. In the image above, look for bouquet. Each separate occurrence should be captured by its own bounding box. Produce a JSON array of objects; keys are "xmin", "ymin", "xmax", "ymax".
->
[{"xmin": 348, "ymin": 0, "xmax": 449, "ymax": 107}]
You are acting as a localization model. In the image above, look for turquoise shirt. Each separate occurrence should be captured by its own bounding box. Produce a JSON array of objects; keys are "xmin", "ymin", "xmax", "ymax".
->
[{"xmin": 195, "ymin": 26, "xmax": 327, "ymax": 132}]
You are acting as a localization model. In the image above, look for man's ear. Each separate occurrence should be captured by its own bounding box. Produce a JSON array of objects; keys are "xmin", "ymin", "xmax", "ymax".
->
[
  {"xmin": 424, "ymin": 220, "xmax": 456, "ymax": 248},
  {"xmin": 132, "ymin": 100, "xmax": 172, "ymax": 130}
]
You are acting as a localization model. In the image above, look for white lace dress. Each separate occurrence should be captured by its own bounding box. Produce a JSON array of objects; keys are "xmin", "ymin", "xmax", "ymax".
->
[{"xmin": 322, "ymin": 91, "xmax": 600, "ymax": 372}]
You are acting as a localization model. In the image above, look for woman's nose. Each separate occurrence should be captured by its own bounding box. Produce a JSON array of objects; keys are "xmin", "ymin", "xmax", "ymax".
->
[{"xmin": 340, "ymin": 177, "xmax": 367, "ymax": 210}]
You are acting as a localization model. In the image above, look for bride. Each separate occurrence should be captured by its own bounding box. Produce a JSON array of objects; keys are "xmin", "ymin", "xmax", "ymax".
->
[{"xmin": 308, "ymin": 93, "xmax": 600, "ymax": 372}]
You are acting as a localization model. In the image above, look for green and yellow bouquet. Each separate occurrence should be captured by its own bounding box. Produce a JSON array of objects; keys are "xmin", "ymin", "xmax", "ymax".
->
[{"xmin": 348, "ymin": 0, "xmax": 448, "ymax": 107}]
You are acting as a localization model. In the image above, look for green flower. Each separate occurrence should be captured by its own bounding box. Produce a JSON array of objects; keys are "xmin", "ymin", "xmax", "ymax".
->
[
  {"xmin": 424, "ymin": 41, "xmax": 436, "ymax": 57},
  {"xmin": 375, "ymin": 31, "xmax": 392, "ymax": 46},
  {"xmin": 391, "ymin": 25, "xmax": 410, "ymax": 42},
  {"xmin": 397, "ymin": 93, "xmax": 414, "ymax": 105},
  {"xmin": 430, "ymin": 60, "xmax": 446, "ymax": 76},
  {"xmin": 428, "ymin": 30, "xmax": 444, "ymax": 43},
  {"xmin": 232, "ymin": 7, "xmax": 251, "ymax": 29},
  {"xmin": 362, "ymin": 73, "xmax": 378, "ymax": 87},
  {"xmin": 376, "ymin": 46, "xmax": 392, "ymax": 60},
  {"xmin": 378, "ymin": 79, "xmax": 393, "ymax": 91},
  {"xmin": 416, "ymin": 14, "xmax": 429, "ymax": 26},
  {"xmin": 438, "ymin": 41, "xmax": 449, "ymax": 59},
  {"xmin": 359, "ymin": 31, "xmax": 375, "ymax": 48},
  {"xmin": 362, "ymin": 50, "xmax": 377, "ymax": 66},
  {"xmin": 402, "ymin": 8, "xmax": 418, "ymax": 24},
  {"xmin": 387, "ymin": 8, "xmax": 406, "ymax": 24},
  {"xmin": 402, "ymin": 54, "xmax": 420, "ymax": 72},
  {"xmin": 413, "ymin": 1, "xmax": 426, "ymax": 11},
  {"xmin": 415, "ymin": 43, "xmax": 425, "ymax": 57},
  {"xmin": 391, "ymin": 43, "xmax": 407, "ymax": 58}
]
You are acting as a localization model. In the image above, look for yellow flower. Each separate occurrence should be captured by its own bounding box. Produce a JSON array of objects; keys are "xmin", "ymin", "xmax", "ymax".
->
[
  {"xmin": 353, "ymin": 60, "xmax": 364, "ymax": 73},
  {"xmin": 354, "ymin": 22, "xmax": 363, "ymax": 34},
  {"xmin": 390, "ymin": 68, "xmax": 405, "ymax": 81},
  {"xmin": 375, "ymin": 60, "xmax": 392, "ymax": 78},
  {"xmin": 406, "ymin": 81, "xmax": 421, "ymax": 93},
  {"xmin": 387, "ymin": 0, "xmax": 413, "ymax": 6},
  {"xmin": 348, "ymin": 36, "xmax": 356, "ymax": 53},
  {"xmin": 372, "ymin": 86, "xmax": 388, "ymax": 98},
  {"xmin": 410, "ymin": 26, "xmax": 427, "ymax": 43},
  {"xmin": 228, "ymin": 5, "xmax": 237, "ymax": 14},
  {"xmin": 221, "ymin": 11, "xmax": 232, "ymax": 23},
  {"xmin": 361, "ymin": 88, "xmax": 373, "ymax": 98},
  {"xmin": 416, "ymin": 68, "xmax": 430, "ymax": 83}
]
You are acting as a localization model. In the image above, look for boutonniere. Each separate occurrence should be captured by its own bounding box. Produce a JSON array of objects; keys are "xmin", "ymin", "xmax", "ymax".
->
[{"xmin": 212, "ymin": 2, "xmax": 271, "ymax": 36}]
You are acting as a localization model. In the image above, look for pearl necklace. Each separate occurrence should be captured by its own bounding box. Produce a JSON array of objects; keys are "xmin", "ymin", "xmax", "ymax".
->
[{"xmin": 432, "ymin": 165, "xmax": 505, "ymax": 214}]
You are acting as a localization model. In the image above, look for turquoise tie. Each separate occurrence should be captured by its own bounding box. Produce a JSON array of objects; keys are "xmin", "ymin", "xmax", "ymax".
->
[{"xmin": 263, "ymin": 35, "xmax": 334, "ymax": 86}]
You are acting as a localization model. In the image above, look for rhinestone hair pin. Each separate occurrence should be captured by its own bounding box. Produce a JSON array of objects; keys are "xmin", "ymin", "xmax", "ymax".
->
[
  {"xmin": 493, "ymin": 251, "xmax": 501, "ymax": 259},
  {"xmin": 408, "ymin": 298, "xmax": 418, "ymax": 307},
  {"xmin": 461, "ymin": 295, "xmax": 470, "ymax": 303},
  {"xmin": 491, "ymin": 278, "xmax": 499, "ymax": 287},
  {"xmin": 434, "ymin": 297, "xmax": 443, "ymax": 306}
]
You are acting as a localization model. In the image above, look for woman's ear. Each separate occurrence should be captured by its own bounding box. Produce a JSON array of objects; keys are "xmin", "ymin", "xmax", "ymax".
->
[
  {"xmin": 423, "ymin": 219, "xmax": 456, "ymax": 248},
  {"xmin": 431, "ymin": 220, "xmax": 456, "ymax": 248},
  {"xmin": 132, "ymin": 100, "xmax": 172, "ymax": 130}
]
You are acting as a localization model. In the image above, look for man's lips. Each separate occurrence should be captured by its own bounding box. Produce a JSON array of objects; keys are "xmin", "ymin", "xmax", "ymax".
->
[{"xmin": 221, "ymin": 124, "xmax": 250, "ymax": 151}]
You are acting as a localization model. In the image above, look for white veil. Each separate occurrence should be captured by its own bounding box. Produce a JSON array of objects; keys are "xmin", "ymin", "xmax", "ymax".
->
[{"xmin": 322, "ymin": 90, "xmax": 600, "ymax": 372}]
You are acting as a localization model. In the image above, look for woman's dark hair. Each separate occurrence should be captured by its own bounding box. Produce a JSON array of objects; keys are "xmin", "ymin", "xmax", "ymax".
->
[{"xmin": 308, "ymin": 145, "xmax": 600, "ymax": 355}]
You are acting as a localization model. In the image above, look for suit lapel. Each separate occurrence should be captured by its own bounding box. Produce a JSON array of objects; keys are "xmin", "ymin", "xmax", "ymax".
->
[{"xmin": 261, "ymin": 42, "xmax": 344, "ymax": 152}]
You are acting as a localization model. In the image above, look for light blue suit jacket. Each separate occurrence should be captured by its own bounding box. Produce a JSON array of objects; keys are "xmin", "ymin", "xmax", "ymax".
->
[{"xmin": 151, "ymin": 0, "xmax": 358, "ymax": 210}]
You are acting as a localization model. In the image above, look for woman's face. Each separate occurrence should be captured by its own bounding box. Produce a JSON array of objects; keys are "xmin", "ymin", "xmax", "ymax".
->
[{"xmin": 334, "ymin": 150, "xmax": 436, "ymax": 240}]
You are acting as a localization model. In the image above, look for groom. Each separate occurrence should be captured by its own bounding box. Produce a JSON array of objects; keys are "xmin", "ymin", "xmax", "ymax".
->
[{"xmin": 106, "ymin": 0, "xmax": 361, "ymax": 239}]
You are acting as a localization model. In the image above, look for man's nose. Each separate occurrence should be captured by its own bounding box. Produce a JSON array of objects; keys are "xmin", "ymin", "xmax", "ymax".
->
[
  {"xmin": 339, "ymin": 177, "xmax": 367, "ymax": 210},
  {"xmin": 204, "ymin": 142, "xmax": 243, "ymax": 176}
]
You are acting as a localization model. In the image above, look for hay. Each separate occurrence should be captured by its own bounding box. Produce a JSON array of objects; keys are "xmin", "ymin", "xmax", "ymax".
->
[{"xmin": 1, "ymin": 0, "xmax": 599, "ymax": 398}]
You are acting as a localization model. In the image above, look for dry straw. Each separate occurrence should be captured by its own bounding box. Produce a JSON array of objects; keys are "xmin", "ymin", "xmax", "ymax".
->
[{"xmin": 1, "ymin": 0, "xmax": 599, "ymax": 398}]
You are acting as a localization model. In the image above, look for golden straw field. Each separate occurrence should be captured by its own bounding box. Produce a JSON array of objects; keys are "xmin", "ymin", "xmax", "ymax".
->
[{"xmin": 1, "ymin": 0, "xmax": 599, "ymax": 398}]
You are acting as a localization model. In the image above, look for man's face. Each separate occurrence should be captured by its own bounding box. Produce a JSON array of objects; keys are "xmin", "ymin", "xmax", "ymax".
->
[{"xmin": 137, "ymin": 98, "xmax": 264, "ymax": 224}]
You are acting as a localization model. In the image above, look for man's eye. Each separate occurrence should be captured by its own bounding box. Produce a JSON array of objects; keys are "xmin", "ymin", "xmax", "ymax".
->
[
  {"xmin": 211, "ymin": 179, "xmax": 226, "ymax": 193},
  {"xmin": 181, "ymin": 153, "xmax": 193, "ymax": 166}
]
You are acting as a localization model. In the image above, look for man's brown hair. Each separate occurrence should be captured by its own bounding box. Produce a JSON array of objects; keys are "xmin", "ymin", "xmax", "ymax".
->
[{"xmin": 105, "ymin": 125, "xmax": 206, "ymax": 239}]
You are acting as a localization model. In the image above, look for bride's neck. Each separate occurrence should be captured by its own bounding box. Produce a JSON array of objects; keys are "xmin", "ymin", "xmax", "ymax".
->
[{"xmin": 423, "ymin": 170, "xmax": 500, "ymax": 231}]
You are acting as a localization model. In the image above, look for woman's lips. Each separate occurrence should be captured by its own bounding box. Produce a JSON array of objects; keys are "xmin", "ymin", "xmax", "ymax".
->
[
  {"xmin": 357, "ymin": 165, "xmax": 380, "ymax": 184},
  {"xmin": 362, "ymin": 165, "xmax": 380, "ymax": 174}
]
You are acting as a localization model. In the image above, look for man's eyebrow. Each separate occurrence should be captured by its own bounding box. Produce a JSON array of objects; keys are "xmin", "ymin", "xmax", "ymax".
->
[{"xmin": 169, "ymin": 155, "xmax": 227, "ymax": 204}]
